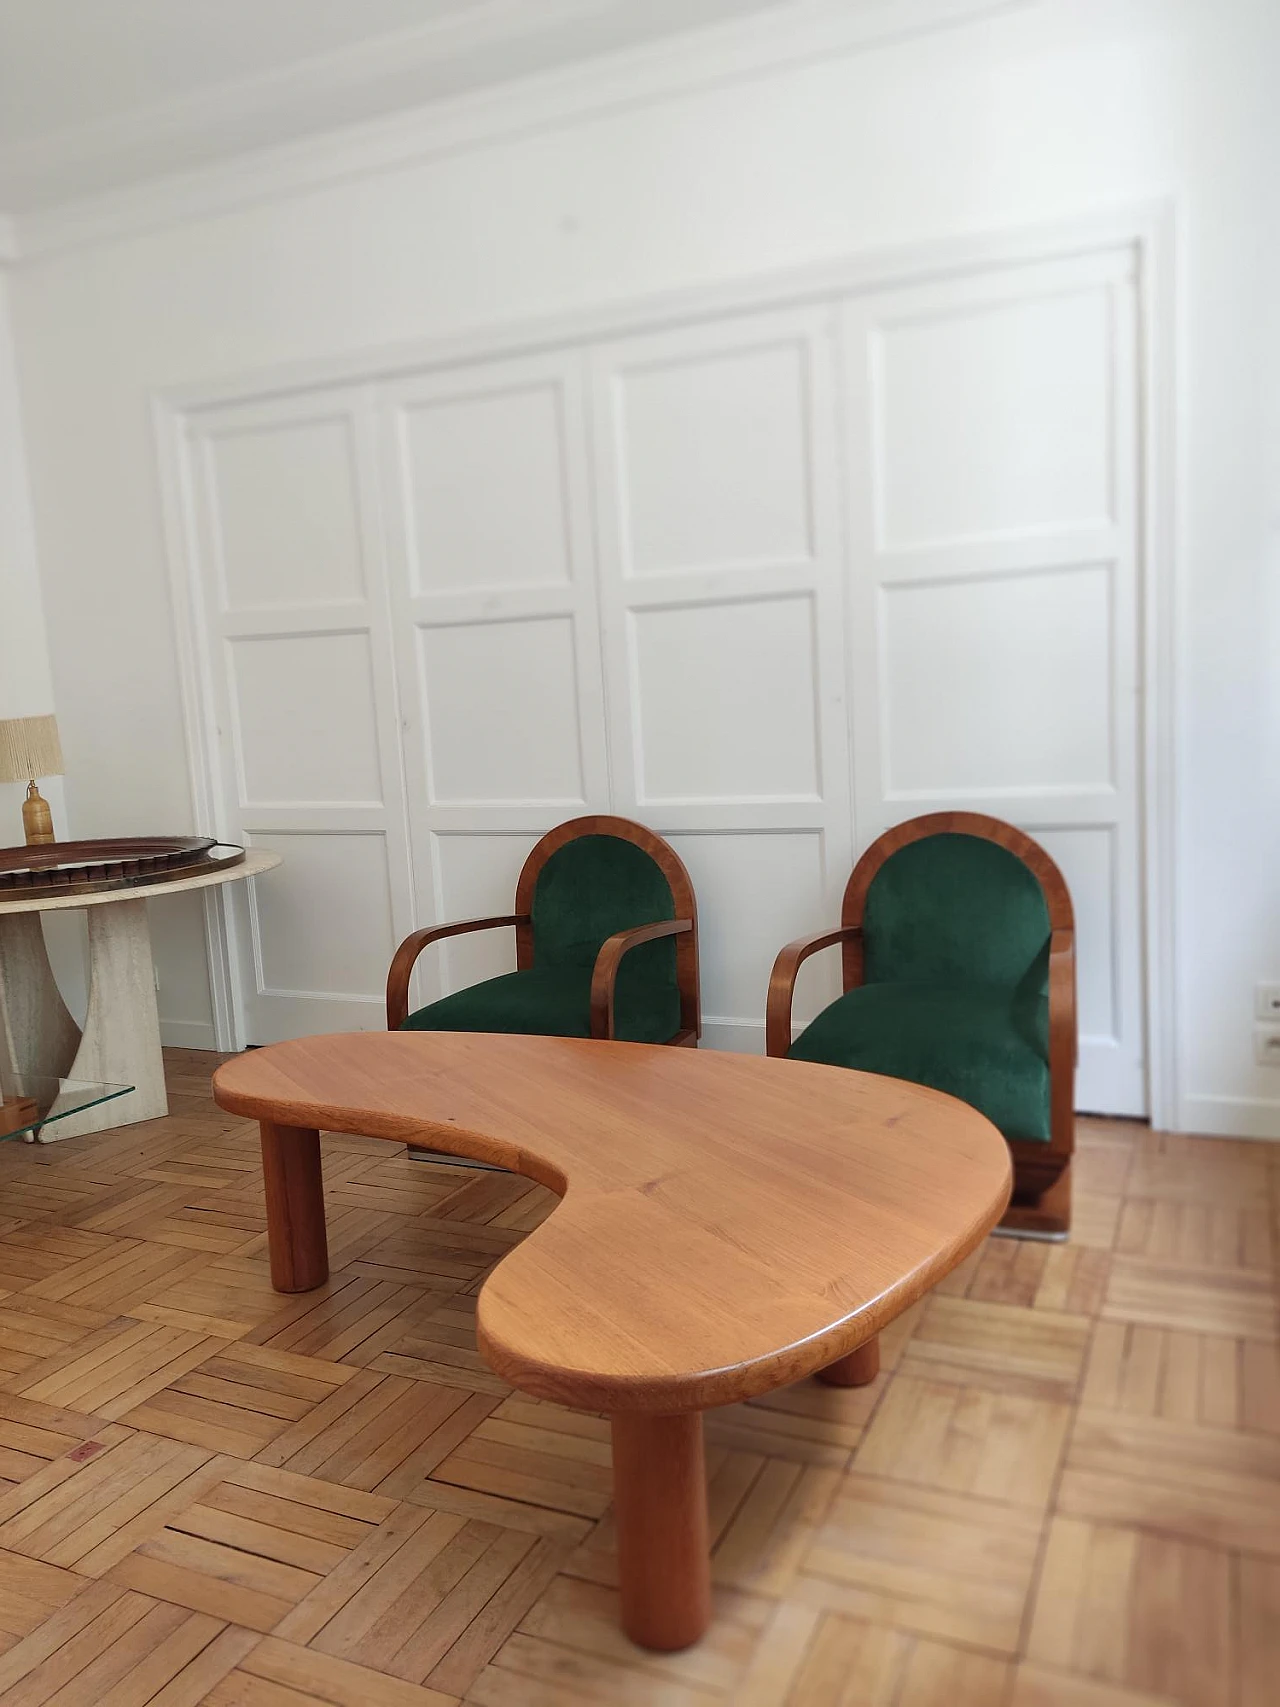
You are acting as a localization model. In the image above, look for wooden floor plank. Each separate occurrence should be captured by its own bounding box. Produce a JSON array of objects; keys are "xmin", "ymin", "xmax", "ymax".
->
[
  {"xmin": 797, "ymin": 1474, "xmax": 1043, "ymax": 1654},
  {"xmin": 900, "ymin": 1296, "xmax": 1090, "ymax": 1401},
  {"xmin": 1103, "ymin": 1257, "xmax": 1278, "ymax": 1341},
  {"xmin": 854, "ymin": 1374, "xmax": 1071, "ymax": 1510},
  {"xmin": 235, "ymin": 1634, "xmax": 460, "ymax": 1705},
  {"xmin": 0, "ymin": 1064, "xmax": 1263, "ymax": 1706},
  {"xmin": 1059, "ymin": 1409, "xmax": 1280, "ymax": 1555},
  {"xmin": 1026, "ymin": 1516, "xmax": 1234, "ymax": 1707}
]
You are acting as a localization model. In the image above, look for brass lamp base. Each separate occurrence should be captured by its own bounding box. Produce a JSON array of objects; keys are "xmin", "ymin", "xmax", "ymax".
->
[{"xmin": 22, "ymin": 781, "xmax": 54, "ymax": 846}]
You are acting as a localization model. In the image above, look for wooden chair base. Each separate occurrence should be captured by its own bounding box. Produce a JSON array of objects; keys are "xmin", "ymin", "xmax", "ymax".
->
[
  {"xmin": 817, "ymin": 1336, "xmax": 880, "ymax": 1387},
  {"xmin": 997, "ymin": 1161, "xmax": 1071, "ymax": 1239}
]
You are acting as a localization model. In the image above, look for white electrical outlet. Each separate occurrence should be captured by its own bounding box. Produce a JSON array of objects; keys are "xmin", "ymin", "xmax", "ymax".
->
[
  {"xmin": 1255, "ymin": 983, "xmax": 1280, "ymax": 1019},
  {"xmin": 1254, "ymin": 1027, "xmax": 1280, "ymax": 1066}
]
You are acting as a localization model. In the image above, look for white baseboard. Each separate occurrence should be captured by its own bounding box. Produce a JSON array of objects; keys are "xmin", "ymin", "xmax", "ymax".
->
[
  {"xmin": 699, "ymin": 1018, "xmax": 766, "ymax": 1055},
  {"xmin": 1176, "ymin": 1094, "xmax": 1280, "ymax": 1142},
  {"xmin": 159, "ymin": 1016, "xmax": 220, "ymax": 1051}
]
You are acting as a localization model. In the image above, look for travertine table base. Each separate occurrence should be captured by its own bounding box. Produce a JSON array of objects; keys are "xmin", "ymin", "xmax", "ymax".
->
[
  {"xmin": 0, "ymin": 848, "xmax": 279, "ymax": 1140},
  {"xmin": 213, "ymin": 1030, "xmax": 1011, "ymax": 1650}
]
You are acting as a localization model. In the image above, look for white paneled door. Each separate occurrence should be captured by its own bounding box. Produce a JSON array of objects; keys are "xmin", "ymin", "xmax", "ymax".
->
[
  {"xmin": 378, "ymin": 351, "xmax": 609, "ymax": 1012},
  {"xmin": 187, "ymin": 386, "xmax": 415, "ymax": 1041},
  {"xmin": 176, "ymin": 232, "xmax": 1150, "ymax": 1113},
  {"xmin": 840, "ymin": 249, "xmax": 1147, "ymax": 1114},
  {"xmin": 589, "ymin": 307, "xmax": 853, "ymax": 1045}
]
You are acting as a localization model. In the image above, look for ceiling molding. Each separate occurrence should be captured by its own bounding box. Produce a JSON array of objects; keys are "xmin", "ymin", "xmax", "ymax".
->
[
  {"xmin": 0, "ymin": 0, "xmax": 612, "ymax": 189},
  {"xmin": 9, "ymin": 0, "xmax": 1027, "ymax": 264}
]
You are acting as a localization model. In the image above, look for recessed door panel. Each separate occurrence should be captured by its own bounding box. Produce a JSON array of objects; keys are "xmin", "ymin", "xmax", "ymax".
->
[
  {"xmin": 874, "ymin": 287, "xmax": 1113, "ymax": 548},
  {"xmin": 631, "ymin": 596, "xmax": 821, "ymax": 804},
  {"xmin": 881, "ymin": 565, "xmax": 1114, "ymax": 796},
  {"xmin": 229, "ymin": 631, "xmax": 384, "ymax": 808},
  {"xmin": 210, "ymin": 415, "xmax": 366, "ymax": 610},
  {"xmin": 418, "ymin": 616, "xmax": 586, "ymax": 807},
  {"xmin": 399, "ymin": 382, "xmax": 573, "ymax": 594},
  {"xmin": 615, "ymin": 340, "xmax": 815, "ymax": 575}
]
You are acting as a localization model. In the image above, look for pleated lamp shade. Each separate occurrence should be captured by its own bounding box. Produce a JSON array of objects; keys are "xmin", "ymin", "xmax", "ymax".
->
[{"xmin": 0, "ymin": 715, "xmax": 64, "ymax": 785}]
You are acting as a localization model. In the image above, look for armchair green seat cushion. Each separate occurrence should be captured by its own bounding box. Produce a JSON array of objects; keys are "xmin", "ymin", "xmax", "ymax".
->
[
  {"xmin": 400, "ymin": 831, "xmax": 683, "ymax": 1043},
  {"xmin": 788, "ymin": 980, "xmax": 1051, "ymax": 1141},
  {"xmin": 787, "ymin": 833, "xmax": 1056, "ymax": 1143},
  {"xmin": 401, "ymin": 962, "xmax": 679, "ymax": 1044}
]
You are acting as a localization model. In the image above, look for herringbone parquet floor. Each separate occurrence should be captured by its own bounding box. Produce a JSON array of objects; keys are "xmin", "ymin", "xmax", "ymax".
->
[{"xmin": 0, "ymin": 1050, "xmax": 1273, "ymax": 1707}]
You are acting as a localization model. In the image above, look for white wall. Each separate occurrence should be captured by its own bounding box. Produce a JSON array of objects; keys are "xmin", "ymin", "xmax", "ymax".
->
[
  {"xmin": 0, "ymin": 275, "xmax": 56, "ymax": 763},
  {"xmin": 2, "ymin": 0, "xmax": 1277, "ymax": 1129},
  {"xmin": 0, "ymin": 276, "xmax": 89, "ymax": 1020}
]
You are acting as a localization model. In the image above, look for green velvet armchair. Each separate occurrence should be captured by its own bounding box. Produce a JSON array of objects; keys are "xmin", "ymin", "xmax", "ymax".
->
[
  {"xmin": 766, "ymin": 812, "xmax": 1076, "ymax": 1237},
  {"xmin": 387, "ymin": 815, "xmax": 701, "ymax": 1046}
]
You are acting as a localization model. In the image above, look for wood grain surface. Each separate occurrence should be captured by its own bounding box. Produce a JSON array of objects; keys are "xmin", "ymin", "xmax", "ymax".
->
[{"xmin": 212, "ymin": 1032, "xmax": 1012, "ymax": 1414}]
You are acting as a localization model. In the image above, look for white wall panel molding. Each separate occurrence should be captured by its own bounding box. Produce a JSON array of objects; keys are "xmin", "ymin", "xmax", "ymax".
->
[
  {"xmin": 417, "ymin": 615, "xmax": 590, "ymax": 808},
  {"xmin": 591, "ymin": 305, "xmax": 855, "ymax": 1041},
  {"xmin": 874, "ymin": 530, "xmax": 1122, "ymax": 587},
  {"xmin": 172, "ymin": 382, "xmax": 417, "ymax": 1042},
  {"xmin": 842, "ymin": 241, "xmax": 1149, "ymax": 1115},
  {"xmin": 379, "ymin": 348, "xmax": 609, "ymax": 1010},
  {"xmin": 9, "ymin": 0, "xmax": 1027, "ymax": 260},
  {"xmin": 625, "ymin": 592, "xmax": 824, "ymax": 807},
  {"xmin": 203, "ymin": 405, "xmax": 369, "ymax": 612},
  {"xmin": 245, "ymin": 827, "xmax": 396, "ymax": 1007},
  {"xmin": 864, "ymin": 254, "xmax": 1127, "ymax": 554},
  {"xmin": 877, "ymin": 562, "xmax": 1118, "ymax": 798}
]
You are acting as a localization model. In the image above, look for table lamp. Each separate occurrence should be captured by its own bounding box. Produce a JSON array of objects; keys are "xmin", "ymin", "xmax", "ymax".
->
[{"xmin": 0, "ymin": 714, "xmax": 64, "ymax": 845}]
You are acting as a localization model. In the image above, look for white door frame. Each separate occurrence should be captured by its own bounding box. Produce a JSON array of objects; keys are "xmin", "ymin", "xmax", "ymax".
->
[{"xmin": 154, "ymin": 201, "xmax": 1178, "ymax": 1127}]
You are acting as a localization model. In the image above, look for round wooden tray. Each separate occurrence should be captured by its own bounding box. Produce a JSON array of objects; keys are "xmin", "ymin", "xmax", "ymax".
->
[{"xmin": 0, "ymin": 837, "xmax": 245, "ymax": 897}]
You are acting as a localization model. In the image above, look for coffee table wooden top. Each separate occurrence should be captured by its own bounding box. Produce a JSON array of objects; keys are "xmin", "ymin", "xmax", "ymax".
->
[{"xmin": 213, "ymin": 1032, "xmax": 1011, "ymax": 1413}]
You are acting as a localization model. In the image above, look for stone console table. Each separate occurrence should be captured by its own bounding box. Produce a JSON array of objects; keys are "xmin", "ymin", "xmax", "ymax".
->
[{"xmin": 0, "ymin": 847, "xmax": 280, "ymax": 1140}]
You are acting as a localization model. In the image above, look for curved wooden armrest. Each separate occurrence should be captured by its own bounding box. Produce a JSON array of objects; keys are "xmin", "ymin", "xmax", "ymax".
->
[
  {"xmin": 766, "ymin": 926, "xmax": 862, "ymax": 1058},
  {"xmin": 590, "ymin": 918, "xmax": 694, "ymax": 1041},
  {"xmin": 1048, "ymin": 928, "xmax": 1078, "ymax": 1070},
  {"xmin": 386, "ymin": 915, "xmax": 528, "ymax": 1031}
]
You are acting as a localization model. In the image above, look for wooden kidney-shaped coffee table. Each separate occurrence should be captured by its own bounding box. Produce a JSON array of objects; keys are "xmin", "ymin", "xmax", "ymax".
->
[{"xmin": 213, "ymin": 1031, "xmax": 1011, "ymax": 1651}]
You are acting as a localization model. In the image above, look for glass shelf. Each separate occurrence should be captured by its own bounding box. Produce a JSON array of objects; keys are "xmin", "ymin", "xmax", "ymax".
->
[{"xmin": 0, "ymin": 1074, "xmax": 133, "ymax": 1142}]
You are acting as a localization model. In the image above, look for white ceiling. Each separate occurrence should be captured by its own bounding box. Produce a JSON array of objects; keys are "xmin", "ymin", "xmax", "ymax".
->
[{"xmin": 0, "ymin": 0, "xmax": 803, "ymax": 212}]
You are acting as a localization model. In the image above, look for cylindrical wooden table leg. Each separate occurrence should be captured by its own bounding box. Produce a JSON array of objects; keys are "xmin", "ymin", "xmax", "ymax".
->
[
  {"xmin": 610, "ymin": 1411, "xmax": 710, "ymax": 1651},
  {"xmin": 818, "ymin": 1334, "xmax": 880, "ymax": 1387},
  {"xmin": 259, "ymin": 1121, "xmax": 329, "ymax": 1293}
]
